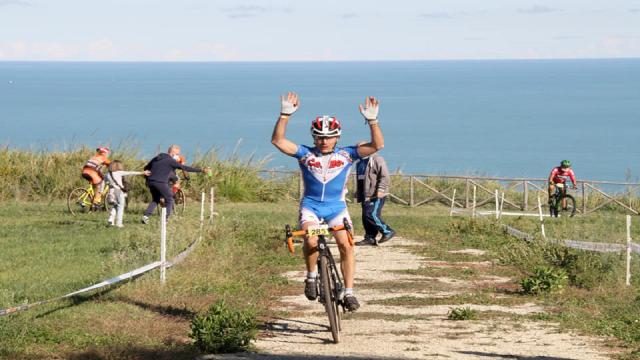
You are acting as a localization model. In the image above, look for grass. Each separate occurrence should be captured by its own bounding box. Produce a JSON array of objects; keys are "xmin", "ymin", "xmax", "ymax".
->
[
  {"xmin": 0, "ymin": 200, "xmax": 302, "ymax": 359},
  {"xmin": 2, "ymin": 197, "xmax": 640, "ymax": 358}
]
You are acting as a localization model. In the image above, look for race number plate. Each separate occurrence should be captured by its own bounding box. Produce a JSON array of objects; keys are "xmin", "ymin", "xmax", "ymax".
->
[{"xmin": 308, "ymin": 225, "xmax": 330, "ymax": 236}]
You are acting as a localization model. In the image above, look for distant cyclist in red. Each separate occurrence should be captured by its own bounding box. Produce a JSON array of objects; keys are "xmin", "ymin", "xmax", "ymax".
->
[{"xmin": 548, "ymin": 160, "xmax": 577, "ymax": 210}]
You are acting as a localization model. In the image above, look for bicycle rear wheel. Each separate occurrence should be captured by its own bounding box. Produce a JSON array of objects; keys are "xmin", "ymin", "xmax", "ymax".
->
[
  {"xmin": 68, "ymin": 187, "xmax": 92, "ymax": 215},
  {"xmin": 320, "ymin": 255, "xmax": 340, "ymax": 343},
  {"xmin": 173, "ymin": 189, "xmax": 186, "ymax": 215},
  {"xmin": 559, "ymin": 194, "xmax": 577, "ymax": 217}
]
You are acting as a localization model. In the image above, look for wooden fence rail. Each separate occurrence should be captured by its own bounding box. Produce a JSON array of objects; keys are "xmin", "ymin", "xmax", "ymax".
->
[{"xmin": 258, "ymin": 170, "xmax": 640, "ymax": 215}]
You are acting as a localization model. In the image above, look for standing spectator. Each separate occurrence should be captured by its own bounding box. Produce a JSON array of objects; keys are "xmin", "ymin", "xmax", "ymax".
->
[
  {"xmin": 141, "ymin": 145, "xmax": 209, "ymax": 223},
  {"xmin": 354, "ymin": 152, "xmax": 395, "ymax": 246},
  {"xmin": 105, "ymin": 160, "xmax": 150, "ymax": 227}
]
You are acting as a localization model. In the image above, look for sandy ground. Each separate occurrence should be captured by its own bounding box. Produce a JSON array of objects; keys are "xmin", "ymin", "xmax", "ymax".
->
[{"xmin": 209, "ymin": 237, "xmax": 614, "ymax": 360}]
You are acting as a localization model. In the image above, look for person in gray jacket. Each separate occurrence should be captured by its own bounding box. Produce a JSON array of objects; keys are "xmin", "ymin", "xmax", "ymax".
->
[{"xmin": 354, "ymin": 152, "xmax": 395, "ymax": 245}]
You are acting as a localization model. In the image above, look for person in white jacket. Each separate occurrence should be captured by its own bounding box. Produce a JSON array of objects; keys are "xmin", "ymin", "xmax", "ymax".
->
[{"xmin": 106, "ymin": 160, "xmax": 150, "ymax": 227}]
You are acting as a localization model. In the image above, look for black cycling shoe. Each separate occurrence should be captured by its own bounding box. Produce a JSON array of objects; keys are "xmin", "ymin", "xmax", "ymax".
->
[
  {"xmin": 343, "ymin": 295, "xmax": 360, "ymax": 312},
  {"xmin": 304, "ymin": 279, "xmax": 318, "ymax": 300}
]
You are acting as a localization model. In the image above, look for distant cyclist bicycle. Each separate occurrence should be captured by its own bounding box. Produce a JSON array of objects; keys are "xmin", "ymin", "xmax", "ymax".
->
[
  {"xmin": 548, "ymin": 160, "xmax": 578, "ymax": 217},
  {"xmin": 286, "ymin": 218, "xmax": 353, "ymax": 343},
  {"xmin": 67, "ymin": 182, "xmax": 111, "ymax": 215}
]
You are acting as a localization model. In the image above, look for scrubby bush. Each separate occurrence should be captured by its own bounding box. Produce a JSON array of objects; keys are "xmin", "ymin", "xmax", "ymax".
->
[
  {"xmin": 520, "ymin": 266, "xmax": 568, "ymax": 294},
  {"xmin": 190, "ymin": 300, "xmax": 258, "ymax": 354},
  {"xmin": 447, "ymin": 306, "xmax": 477, "ymax": 320}
]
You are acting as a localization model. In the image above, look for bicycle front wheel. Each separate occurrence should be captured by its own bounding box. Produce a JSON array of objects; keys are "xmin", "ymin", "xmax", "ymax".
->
[
  {"xmin": 560, "ymin": 194, "xmax": 577, "ymax": 217},
  {"xmin": 320, "ymin": 255, "xmax": 340, "ymax": 343},
  {"xmin": 173, "ymin": 189, "xmax": 186, "ymax": 215},
  {"xmin": 68, "ymin": 187, "xmax": 92, "ymax": 215}
]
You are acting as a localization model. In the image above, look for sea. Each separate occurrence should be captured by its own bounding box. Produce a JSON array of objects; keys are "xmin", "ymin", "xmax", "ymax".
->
[{"xmin": 1, "ymin": 59, "xmax": 638, "ymax": 182}]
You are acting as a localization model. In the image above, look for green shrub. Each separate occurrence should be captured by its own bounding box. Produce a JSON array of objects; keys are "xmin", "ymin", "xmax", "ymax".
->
[
  {"xmin": 190, "ymin": 300, "xmax": 258, "ymax": 354},
  {"xmin": 447, "ymin": 306, "xmax": 477, "ymax": 320},
  {"xmin": 520, "ymin": 266, "xmax": 568, "ymax": 295}
]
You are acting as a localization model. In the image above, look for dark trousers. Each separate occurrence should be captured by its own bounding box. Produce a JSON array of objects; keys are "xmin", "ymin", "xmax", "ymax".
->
[
  {"xmin": 361, "ymin": 197, "xmax": 392, "ymax": 239},
  {"xmin": 144, "ymin": 181, "xmax": 174, "ymax": 217}
]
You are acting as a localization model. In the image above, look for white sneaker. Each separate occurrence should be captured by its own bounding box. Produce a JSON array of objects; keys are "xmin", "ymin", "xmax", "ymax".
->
[
  {"xmin": 141, "ymin": 216, "xmax": 149, "ymax": 224},
  {"xmin": 115, "ymin": 224, "xmax": 124, "ymax": 228},
  {"xmin": 107, "ymin": 221, "xmax": 115, "ymax": 227}
]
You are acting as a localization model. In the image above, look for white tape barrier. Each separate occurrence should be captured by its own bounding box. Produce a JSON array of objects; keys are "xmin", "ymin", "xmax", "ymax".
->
[
  {"xmin": 0, "ymin": 201, "xmax": 210, "ymax": 317},
  {"xmin": 0, "ymin": 261, "xmax": 161, "ymax": 316},
  {"xmin": 503, "ymin": 224, "xmax": 534, "ymax": 242},
  {"xmin": 551, "ymin": 240, "xmax": 626, "ymax": 253}
]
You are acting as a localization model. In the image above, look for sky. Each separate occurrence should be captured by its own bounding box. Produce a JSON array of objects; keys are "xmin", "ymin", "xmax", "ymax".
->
[{"xmin": 0, "ymin": 0, "xmax": 639, "ymax": 61}]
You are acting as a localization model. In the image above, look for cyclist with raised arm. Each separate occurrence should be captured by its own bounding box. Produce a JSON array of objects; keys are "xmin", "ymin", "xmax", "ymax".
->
[
  {"xmin": 271, "ymin": 92, "xmax": 384, "ymax": 312},
  {"xmin": 548, "ymin": 160, "xmax": 577, "ymax": 210}
]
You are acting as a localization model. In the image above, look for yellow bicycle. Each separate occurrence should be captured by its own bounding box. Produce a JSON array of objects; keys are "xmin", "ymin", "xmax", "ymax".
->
[{"xmin": 67, "ymin": 183, "xmax": 111, "ymax": 215}]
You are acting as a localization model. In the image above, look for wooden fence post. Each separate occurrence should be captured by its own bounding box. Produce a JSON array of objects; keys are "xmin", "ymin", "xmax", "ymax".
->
[
  {"xmin": 449, "ymin": 188, "xmax": 457, "ymax": 217},
  {"xmin": 581, "ymin": 182, "xmax": 587, "ymax": 214},
  {"xmin": 495, "ymin": 189, "xmax": 499, "ymax": 220},
  {"xmin": 523, "ymin": 181, "xmax": 528, "ymax": 211},
  {"xmin": 410, "ymin": 176, "xmax": 415, "ymax": 207},
  {"xmin": 465, "ymin": 178, "xmax": 470, "ymax": 209},
  {"xmin": 472, "ymin": 185, "xmax": 477, "ymax": 218}
]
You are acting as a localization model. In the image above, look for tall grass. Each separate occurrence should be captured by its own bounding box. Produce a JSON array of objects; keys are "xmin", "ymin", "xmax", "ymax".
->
[{"xmin": 0, "ymin": 146, "xmax": 293, "ymax": 203}]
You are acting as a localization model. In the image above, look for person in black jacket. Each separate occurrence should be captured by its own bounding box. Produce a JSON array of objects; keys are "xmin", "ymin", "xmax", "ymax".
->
[{"xmin": 142, "ymin": 145, "xmax": 210, "ymax": 223}]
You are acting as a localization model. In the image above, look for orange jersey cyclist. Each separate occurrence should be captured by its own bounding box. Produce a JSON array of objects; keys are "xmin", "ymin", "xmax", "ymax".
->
[{"xmin": 271, "ymin": 92, "xmax": 385, "ymax": 312}]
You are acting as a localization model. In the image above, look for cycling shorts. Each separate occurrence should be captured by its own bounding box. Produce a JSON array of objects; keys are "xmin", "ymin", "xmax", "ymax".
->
[
  {"xmin": 82, "ymin": 168, "xmax": 103, "ymax": 185},
  {"xmin": 299, "ymin": 198, "xmax": 352, "ymax": 228}
]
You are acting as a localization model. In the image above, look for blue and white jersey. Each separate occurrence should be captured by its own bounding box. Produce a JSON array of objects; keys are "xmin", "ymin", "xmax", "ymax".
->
[{"xmin": 293, "ymin": 144, "xmax": 361, "ymax": 203}]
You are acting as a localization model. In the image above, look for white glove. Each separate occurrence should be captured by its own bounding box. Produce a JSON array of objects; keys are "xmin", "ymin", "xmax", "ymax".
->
[
  {"xmin": 280, "ymin": 92, "xmax": 299, "ymax": 116},
  {"xmin": 359, "ymin": 96, "xmax": 379, "ymax": 121}
]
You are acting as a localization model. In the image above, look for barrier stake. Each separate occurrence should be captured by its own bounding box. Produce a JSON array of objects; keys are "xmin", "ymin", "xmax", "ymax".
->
[
  {"xmin": 472, "ymin": 186, "xmax": 477, "ymax": 218},
  {"xmin": 627, "ymin": 215, "xmax": 632, "ymax": 286},
  {"xmin": 449, "ymin": 188, "xmax": 457, "ymax": 217},
  {"xmin": 499, "ymin": 192, "xmax": 505, "ymax": 219},
  {"xmin": 209, "ymin": 187, "xmax": 215, "ymax": 222},
  {"xmin": 200, "ymin": 191, "xmax": 205, "ymax": 226},
  {"xmin": 537, "ymin": 195, "xmax": 546, "ymax": 239},
  {"xmin": 495, "ymin": 189, "xmax": 499, "ymax": 220},
  {"xmin": 160, "ymin": 207, "xmax": 167, "ymax": 284}
]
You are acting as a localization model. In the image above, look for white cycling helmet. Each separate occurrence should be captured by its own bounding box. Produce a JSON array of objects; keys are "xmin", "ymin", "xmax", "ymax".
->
[{"xmin": 310, "ymin": 115, "xmax": 341, "ymax": 137}]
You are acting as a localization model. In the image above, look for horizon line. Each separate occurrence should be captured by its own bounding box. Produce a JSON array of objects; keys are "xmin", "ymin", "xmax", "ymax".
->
[{"xmin": 1, "ymin": 56, "xmax": 640, "ymax": 64}]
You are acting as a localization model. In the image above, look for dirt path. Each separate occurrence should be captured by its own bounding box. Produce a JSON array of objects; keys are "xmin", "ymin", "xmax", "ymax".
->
[{"xmin": 214, "ymin": 237, "xmax": 613, "ymax": 360}]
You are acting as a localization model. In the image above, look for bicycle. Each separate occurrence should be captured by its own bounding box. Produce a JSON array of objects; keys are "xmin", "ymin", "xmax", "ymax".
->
[
  {"xmin": 67, "ymin": 183, "xmax": 111, "ymax": 215},
  {"xmin": 157, "ymin": 179, "xmax": 187, "ymax": 216},
  {"xmin": 549, "ymin": 182, "xmax": 577, "ymax": 217},
  {"xmin": 285, "ymin": 218, "xmax": 354, "ymax": 343}
]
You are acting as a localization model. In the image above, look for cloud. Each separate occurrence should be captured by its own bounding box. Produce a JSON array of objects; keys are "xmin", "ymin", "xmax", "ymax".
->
[
  {"xmin": 630, "ymin": 9, "xmax": 640, "ymax": 13},
  {"xmin": 418, "ymin": 10, "xmax": 488, "ymax": 20},
  {"xmin": 221, "ymin": 5, "xmax": 292, "ymax": 19},
  {"xmin": 419, "ymin": 12, "xmax": 452, "ymax": 19},
  {"xmin": 340, "ymin": 13, "xmax": 358, "ymax": 19},
  {"xmin": 518, "ymin": 5, "xmax": 559, "ymax": 14},
  {"xmin": 0, "ymin": 0, "xmax": 31, "ymax": 6},
  {"xmin": 553, "ymin": 35, "xmax": 584, "ymax": 40}
]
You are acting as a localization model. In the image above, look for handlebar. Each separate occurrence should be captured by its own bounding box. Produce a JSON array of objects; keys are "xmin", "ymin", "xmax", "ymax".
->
[{"xmin": 285, "ymin": 218, "xmax": 354, "ymax": 254}]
